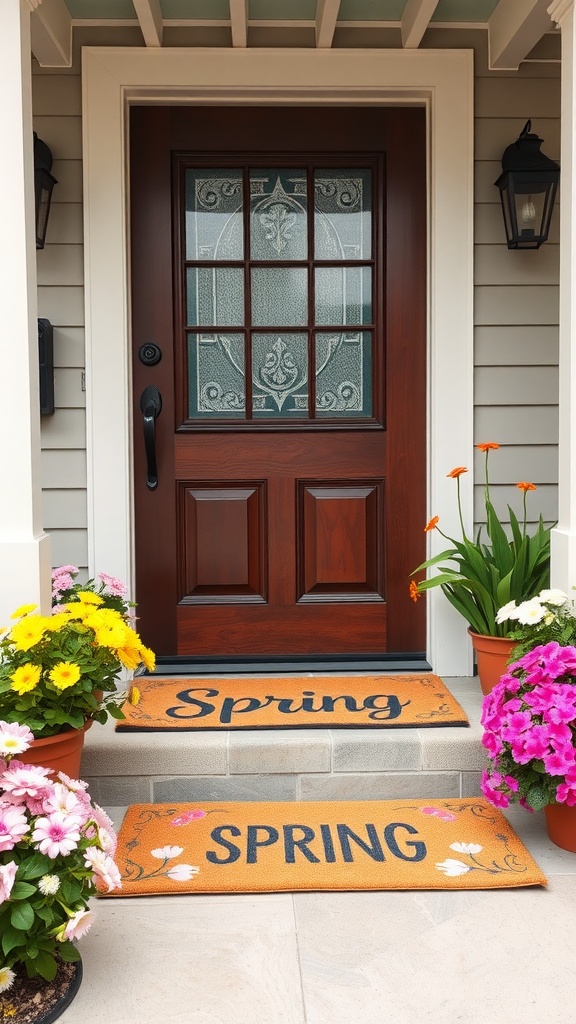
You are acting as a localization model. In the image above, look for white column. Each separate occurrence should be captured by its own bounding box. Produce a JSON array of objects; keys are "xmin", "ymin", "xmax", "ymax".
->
[
  {"xmin": 0, "ymin": 0, "xmax": 51, "ymax": 621},
  {"xmin": 548, "ymin": 1, "xmax": 576, "ymax": 591}
]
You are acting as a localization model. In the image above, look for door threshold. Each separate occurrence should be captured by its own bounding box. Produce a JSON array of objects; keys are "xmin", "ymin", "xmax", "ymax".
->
[{"xmin": 146, "ymin": 654, "xmax": 432, "ymax": 676}]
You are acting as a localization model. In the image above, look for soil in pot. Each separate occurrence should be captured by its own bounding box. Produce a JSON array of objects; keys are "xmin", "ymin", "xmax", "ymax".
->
[{"xmin": 0, "ymin": 958, "xmax": 82, "ymax": 1024}]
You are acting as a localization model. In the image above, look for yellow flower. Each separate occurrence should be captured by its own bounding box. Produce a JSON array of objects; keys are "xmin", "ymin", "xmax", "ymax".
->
[
  {"xmin": 74, "ymin": 592, "xmax": 104, "ymax": 605},
  {"xmin": 49, "ymin": 661, "xmax": 81, "ymax": 690},
  {"xmin": 128, "ymin": 685, "xmax": 140, "ymax": 706},
  {"xmin": 10, "ymin": 603, "xmax": 37, "ymax": 619},
  {"xmin": 84, "ymin": 608, "xmax": 124, "ymax": 631},
  {"xmin": 94, "ymin": 623, "xmax": 129, "ymax": 649},
  {"xmin": 117, "ymin": 646, "xmax": 142, "ymax": 670},
  {"xmin": 139, "ymin": 644, "xmax": 156, "ymax": 672},
  {"xmin": 10, "ymin": 663, "xmax": 42, "ymax": 694},
  {"xmin": 9, "ymin": 615, "xmax": 47, "ymax": 651},
  {"xmin": 43, "ymin": 612, "xmax": 72, "ymax": 632}
]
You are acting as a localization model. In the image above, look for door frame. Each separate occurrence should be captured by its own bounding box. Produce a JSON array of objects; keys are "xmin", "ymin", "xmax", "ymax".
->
[{"xmin": 82, "ymin": 47, "xmax": 474, "ymax": 676}]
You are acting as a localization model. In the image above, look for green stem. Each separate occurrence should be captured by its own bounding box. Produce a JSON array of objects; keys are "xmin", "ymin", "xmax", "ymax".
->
[{"xmin": 456, "ymin": 475, "xmax": 468, "ymax": 542}]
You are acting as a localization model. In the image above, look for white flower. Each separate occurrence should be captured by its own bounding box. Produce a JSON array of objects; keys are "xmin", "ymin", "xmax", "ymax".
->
[
  {"xmin": 449, "ymin": 842, "xmax": 483, "ymax": 855},
  {"xmin": 38, "ymin": 873, "xmax": 60, "ymax": 896},
  {"xmin": 539, "ymin": 589, "xmax": 569, "ymax": 607},
  {"xmin": 151, "ymin": 845, "xmax": 183, "ymax": 860},
  {"xmin": 166, "ymin": 863, "xmax": 200, "ymax": 881},
  {"xmin": 0, "ymin": 966, "xmax": 15, "ymax": 993},
  {"xmin": 496, "ymin": 600, "xmax": 519, "ymax": 624},
  {"xmin": 0, "ymin": 721, "xmax": 34, "ymax": 756},
  {"xmin": 515, "ymin": 598, "xmax": 546, "ymax": 625},
  {"xmin": 436, "ymin": 858, "xmax": 471, "ymax": 877},
  {"xmin": 62, "ymin": 908, "xmax": 94, "ymax": 942},
  {"xmin": 84, "ymin": 848, "xmax": 122, "ymax": 892}
]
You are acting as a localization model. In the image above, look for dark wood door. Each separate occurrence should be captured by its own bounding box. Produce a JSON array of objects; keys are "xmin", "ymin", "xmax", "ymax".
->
[{"xmin": 130, "ymin": 106, "xmax": 426, "ymax": 658}]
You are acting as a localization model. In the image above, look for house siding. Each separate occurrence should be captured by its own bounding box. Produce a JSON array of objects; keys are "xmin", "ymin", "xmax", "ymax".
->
[{"xmin": 32, "ymin": 40, "xmax": 561, "ymax": 569}]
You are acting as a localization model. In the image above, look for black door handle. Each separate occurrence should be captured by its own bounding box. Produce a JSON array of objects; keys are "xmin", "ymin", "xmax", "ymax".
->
[{"xmin": 140, "ymin": 385, "xmax": 162, "ymax": 490}]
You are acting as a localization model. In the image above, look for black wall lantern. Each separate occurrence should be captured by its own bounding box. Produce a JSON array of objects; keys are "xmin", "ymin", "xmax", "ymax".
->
[
  {"xmin": 495, "ymin": 120, "xmax": 559, "ymax": 250},
  {"xmin": 33, "ymin": 132, "xmax": 58, "ymax": 249}
]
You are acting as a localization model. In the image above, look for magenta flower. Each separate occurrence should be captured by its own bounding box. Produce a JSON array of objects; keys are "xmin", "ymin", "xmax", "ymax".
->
[
  {"xmin": 170, "ymin": 808, "xmax": 207, "ymax": 826},
  {"xmin": 544, "ymin": 749, "xmax": 576, "ymax": 775},
  {"xmin": 31, "ymin": 811, "xmax": 82, "ymax": 858}
]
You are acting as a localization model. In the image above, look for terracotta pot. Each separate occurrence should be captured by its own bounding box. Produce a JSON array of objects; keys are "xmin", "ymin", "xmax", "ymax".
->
[
  {"xmin": 18, "ymin": 721, "xmax": 92, "ymax": 779},
  {"xmin": 544, "ymin": 803, "xmax": 576, "ymax": 854},
  {"xmin": 468, "ymin": 630, "xmax": 516, "ymax": 695}
]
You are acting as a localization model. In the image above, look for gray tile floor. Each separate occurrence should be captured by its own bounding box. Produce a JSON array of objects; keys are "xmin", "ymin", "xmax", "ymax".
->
[{"xmin": 59, "ymin": 805, "xmax": 576, "ymax": 1024}]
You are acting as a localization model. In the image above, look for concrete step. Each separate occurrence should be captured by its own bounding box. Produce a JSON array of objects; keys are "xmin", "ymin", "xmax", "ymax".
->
[{"xmin": 80, "ymin": 676, "xmax": 487, "ymax": 806}]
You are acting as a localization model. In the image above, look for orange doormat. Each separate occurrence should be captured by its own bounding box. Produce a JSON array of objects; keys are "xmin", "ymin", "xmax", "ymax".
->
[
  {"xmin": 117, "ymin": 675, "xmax": 468, "ymax": 730},
  {"xmin": 109, "ymin": 799, "xmax": 546, "ymax": 895}
]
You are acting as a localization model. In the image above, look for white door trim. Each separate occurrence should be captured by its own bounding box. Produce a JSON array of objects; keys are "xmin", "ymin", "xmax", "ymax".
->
[{"xmin": 82, "ymin": 47, "xmax": 474, "ymax": 675}]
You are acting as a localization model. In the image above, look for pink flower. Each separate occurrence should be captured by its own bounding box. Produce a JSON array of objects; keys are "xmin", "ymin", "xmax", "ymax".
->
[
  {"xmin": 500, "ymin": 710, "xmax": 532, "ymax": 742},
  {"xmin": 84, "ymin": 847, "xmax": 122, "ymax": 892},
  {"xmin": 0, "ymin": 722, "xmax": 34, "ymax": 757},
  {"xmin": 556, "ymin": 781, "xmax": 576, "ymax": 806},
  {"xmin": 481, "ymin": 731, "xmax": 503, "ymax": 758},
  {"xmin": 98, "ymin": 573, "xmax": 127, "ymax": 596},
  {"xmin": 523, "ymin": 725, "xmax": 552, "ymax": 760},
  {"xmin": 44, "ymin": 782, "xmax": 88, "ymax": 820},
  {"xmin": 89, "ymin": 804, "xmax": 118, "ymax": 854},
  {"xmin": 0, "ymin": 802, "xmax": 30, "ymax": 851},
  {"xmin": 0, "ymin": 861, "xmax": 17, "ymax": 904},
  {"xmin": 170, "ymin": 809, "xmax": 207, "ymax": 826},
  {"xmin": 61, "ymin": 909, "xmax": 94, "ymax": 941},
  {"xmin": 1, "ymin": 764, "xmax": 53, "ymax": 801},
  {"xmin": 32, "ymin": 811, "xmax": 82, "ymax": 858}
]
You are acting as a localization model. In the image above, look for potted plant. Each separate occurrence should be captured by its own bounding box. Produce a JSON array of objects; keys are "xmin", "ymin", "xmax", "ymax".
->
[
  {"xmin": 409, "ymin": 442, "xmax": 552, "ymax": 692},
  {"xmin": 0, "ymin": 567, "xmax": 155, "ymax": 775},
  {"xmin": 497, "ymin": 587, "xmax": 576, "ymax": 660},
  {"xmin": 0, "ymin": 719, "xmax": 121, "ymax": 1022},
  {"xmin": 480, "ymin": 641, "xmax": 576, "ymax": 852}
]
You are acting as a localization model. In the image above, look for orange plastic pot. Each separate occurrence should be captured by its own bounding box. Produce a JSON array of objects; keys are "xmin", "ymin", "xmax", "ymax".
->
[
  {"xmin": 468, "ymin": 630, "xmax": 516, "ymax": 695},
  {"xmin": 544, "ymin": 803, "xmax": 576, "ymax": 854},
  {"xmin": 18, "ymin": 720, "xmax": 92, "ymax": 779}
]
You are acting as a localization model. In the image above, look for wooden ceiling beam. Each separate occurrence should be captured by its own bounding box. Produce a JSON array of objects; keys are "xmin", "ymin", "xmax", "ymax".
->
[
  {"xmin": 488, "ymin": 0, "xmax": 554, "ymax": 70},
  {"xmin": 132, "ymin": 0, "xmax": 163, "ymax": 47},
  {"xmin": 316, "ymin": 0, "xmax": 341, "ymax": 48},
  {"xmin": 230, "ymin": 0, "xmax": 248, "ymax": 47},
  {"xmin": 401, "ymin": 0, "xmax": 440, "ymax": 48},
  {"xmin": 30, "ymin": 0, "xmax": 72, "ymax": 67}
]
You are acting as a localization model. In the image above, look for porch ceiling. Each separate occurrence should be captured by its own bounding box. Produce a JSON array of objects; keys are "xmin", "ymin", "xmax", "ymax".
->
[{"xmin": 31, "ymin": 0, "xmax": 558, "ymax": 69}]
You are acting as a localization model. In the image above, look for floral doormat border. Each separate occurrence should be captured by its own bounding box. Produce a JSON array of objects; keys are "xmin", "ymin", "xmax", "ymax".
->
[
  {"xmin": 108, "ymin": 798, "xmax": 546, "ymax": 895},
  {"xmin": 116, "ymin": 674, "xmax": 469, "ymax": 730}
]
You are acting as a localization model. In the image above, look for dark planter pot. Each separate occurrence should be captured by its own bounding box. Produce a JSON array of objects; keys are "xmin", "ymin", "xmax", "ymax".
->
[{"xmin": 8, "ymin": 958, "xmax": 82, "ymax": 1024}]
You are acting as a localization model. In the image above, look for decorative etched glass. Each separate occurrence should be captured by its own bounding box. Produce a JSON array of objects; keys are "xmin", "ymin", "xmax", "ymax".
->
[
  {"xmin": 315, "ymin": 267, "xmax": 372, "ymax": 326},
  {"xmin": 251, "ymin": 267, "xmax": 308, "ymax": 327},
  {"xmin": 186, "ymin": 267, "xmax": 244, "ymax": 327},
  {"xmin": 250, "ymin": 169, "xmax": 307, "ymax": 261},
  {"xmin": 188, "ymin": 333, "xmax": 246, "ymax": 419},
  {"xmin": 252, "ymin": 333, "xmax": 308, "ymax": 417},
  {"xmin": 315, "ymin": 331, "xmax": 372, "ymax": 417},
  {"xmin": 314, "ymin": 169, "xmax": 371, "ymax": 260},
  {"xmin": 185, "ymin": 170, "xmax": 243, "ymax": 261}
]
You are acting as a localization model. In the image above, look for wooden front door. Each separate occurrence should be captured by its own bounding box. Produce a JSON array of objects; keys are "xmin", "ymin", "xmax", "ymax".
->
[{"xmin": 130, "ymin": 106, "xmax": 426, "ymax": 659}]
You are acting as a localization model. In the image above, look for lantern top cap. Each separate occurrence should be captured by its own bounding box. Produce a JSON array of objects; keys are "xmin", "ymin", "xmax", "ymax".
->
[
  {"xmin": 33, "ymin": 132, "xmax": 54, "ymax": 174},
  {"xmin": 500, "ymin": 119, "xmax": 559, "ymax": 173}
]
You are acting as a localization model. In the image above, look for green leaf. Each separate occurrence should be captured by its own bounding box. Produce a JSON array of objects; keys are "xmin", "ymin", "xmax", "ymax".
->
[
  {"xmin": 58, "ymin": 940, "xmax": 82, "ymax": 963},
  {"xmin": 2, "ymin": 924, "xmax": 28, "ymax": 955},
  {"xmin": 33, "ymin": 950, "xmax": 58, "ymax": 982},
  {"xmin": 10, "ymin": 902, "xmax": 35, "ymax": 931},
  {"xmin": 19, "ymin": 853, "xmax": 54, "ymax": 879},
  {"xmin": 10, "ymin": 881, "xmax": 37, "ymax": 900}
]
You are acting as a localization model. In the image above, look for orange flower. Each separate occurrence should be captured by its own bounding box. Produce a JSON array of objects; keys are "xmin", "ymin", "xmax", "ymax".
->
[
  {"xmin": 447, "ymin": 467, "xmax": 468, "ymax": 479},
  {"xmin": 517, "ymin": 482, "xmax": 537, "ymax": 492},
  {"xmin": 475, "ymin": 442, "xmax": 500, "ymax": 452},
  {"xmin": 409, "ymin": 580, "xmax": 421, "ymax": 603},
  {"xmin": 424, "ymin": 516, "xmax": 439, "ymax": 532}
]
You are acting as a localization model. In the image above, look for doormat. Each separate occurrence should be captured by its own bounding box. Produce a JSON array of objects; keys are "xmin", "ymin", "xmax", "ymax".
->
[
  {"xmin": 108, "ymin": 799, "xmax": 546, "ymax": 895},
  {"xmin": 116, "ymin": 675, "xmax": 469, "ymax": 730}
]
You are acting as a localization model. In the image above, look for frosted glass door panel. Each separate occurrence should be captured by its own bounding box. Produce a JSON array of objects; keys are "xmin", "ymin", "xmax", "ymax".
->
[
  {"xmin": 314, "ymin": 170, "xmax": 372, "ymax": 260},
  {"xmin": 188, "ymin": 333, "xmax": 246, "ymax": 419},
  {"xmin": 250, "ymin": 169, "xmax": 307, "ymax": 261},
  {"xmin": 251, "ymin": 268, "xmax": 308, "ymax": 326},
  {"xmin": 187, "ymin": 267, "xmax": 244, "ymax": 326},
  {"xmin": 252, "ymin": 333, "xmax": 308, "ymax": 417},
  {"xmin": 315, "ymin": 331, "xmax": 372, "ymax": 418},
  {"xmin": 185, "ymin": 170, "xmax": 243, "ymax": 261},
  {"xmin": 315, "ymin": 267, "xmax": 372, "ymax": 326}
]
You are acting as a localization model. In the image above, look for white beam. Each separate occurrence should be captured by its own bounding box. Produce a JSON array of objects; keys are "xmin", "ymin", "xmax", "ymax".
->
[
  {"xmin": 230, "ymin": 0, "xmax": 247, "ymax": 47},
  {"xmin": 489, "ymin": 0, "xmax": 554, "ymax": 70},
  {"xmin": 401, "ymin": 0, "xmax": 440, "ymax": 48},
  {"xmin": 315, "ymin": 0, "xmax": 341, "ymax": 48},
  {"xmin": 30, "ymin": 0, "xmax": 72, "ymax": 67},
  {"xmin": 133, "ymin": 0, "xmax": 163, "ymax": 47}
]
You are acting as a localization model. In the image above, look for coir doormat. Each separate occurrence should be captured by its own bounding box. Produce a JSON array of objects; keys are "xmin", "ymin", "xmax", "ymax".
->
[
  {"xmin": 109, "ymin": 799, "xmax": 546, "ymax": 895},
  {"xmin": 117, "ymin": 675, "xmax": 468, "ymax": 730}
]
